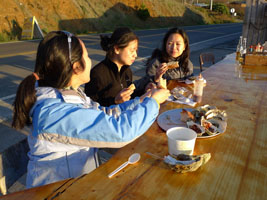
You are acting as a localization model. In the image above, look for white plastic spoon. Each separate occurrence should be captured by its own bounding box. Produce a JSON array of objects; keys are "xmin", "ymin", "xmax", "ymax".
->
[{"xmin": 108, "ymin": 153, "xmax": 141, "ymax": 178}]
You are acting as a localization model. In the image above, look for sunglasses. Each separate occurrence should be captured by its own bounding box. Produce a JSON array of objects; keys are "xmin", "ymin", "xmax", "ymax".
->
[{"xmin": 61, "ymin": 31, "xmax": 73, "ymax": 62}]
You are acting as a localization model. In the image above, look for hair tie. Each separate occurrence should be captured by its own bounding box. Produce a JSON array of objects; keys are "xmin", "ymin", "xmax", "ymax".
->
[{"xmin": 33, "ymin": 72, "xmax": 40, "ymax": 80}]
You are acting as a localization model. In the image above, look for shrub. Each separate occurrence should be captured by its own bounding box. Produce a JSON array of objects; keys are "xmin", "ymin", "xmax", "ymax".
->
[
  {"xmin": 136, "ymin": 3, "xmax": 150, "ymax": 21},
  {"xmin": 213, "ymin": 3, "xmax": 230, "ymax": 15},
  {"xmin": 0, "ymin": 33, "xmax": 9, "ymax": 42}
]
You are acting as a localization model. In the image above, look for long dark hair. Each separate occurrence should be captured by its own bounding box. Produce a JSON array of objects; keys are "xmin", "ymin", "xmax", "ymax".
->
[
  {"xmin": 12, "ymin": 31, "xmax": 84, "ymax": 129},
  {"xmin": 100, "ymin": 27, "xmax": 139, "ymax": 58},
  {"xmin": 147, "ymin": 28, "xmax": 190, "ymax": 75}
]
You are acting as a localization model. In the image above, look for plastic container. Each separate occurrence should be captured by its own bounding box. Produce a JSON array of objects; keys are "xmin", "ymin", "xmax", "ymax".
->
[
  {"xmin": 193, "ymin": 74, "xmax": 204, "ymax": 103},
  {"xmin": 166, "ymin": 127, "xmax": 197, "ymax": 156}
]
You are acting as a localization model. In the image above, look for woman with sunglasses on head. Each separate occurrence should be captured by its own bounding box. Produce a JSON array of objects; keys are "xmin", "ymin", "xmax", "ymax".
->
[
  {"xmin": 12, "ymin": 31, "xmax": 170, "ymax": 188},
  {"xmin": 146, "ymin": 28, "xmax": 193, "ymax": 83},
  {"xmin": 84, "ymin": 27, "xmax": 155, "ymax": 107}
]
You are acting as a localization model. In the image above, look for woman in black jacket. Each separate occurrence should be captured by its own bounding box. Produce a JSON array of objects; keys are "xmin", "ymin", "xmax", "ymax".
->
[{"xmin": 85, "ymin": 27, "xmax": 153, "ymax": 106}]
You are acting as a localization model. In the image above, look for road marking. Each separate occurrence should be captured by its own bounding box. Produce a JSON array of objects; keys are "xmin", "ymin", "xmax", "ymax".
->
[
  {"xmin": 188, "ymin": 30, "xmax": 224, "ymax": 34},
  {"xmin": 0, "ymin": 94, "xmax": 16, "ymax": 101},
  {"xmin": 0, "ymin": 51, "xmax": 36, "ymax": 58},
  {"xmin": 135, "ymin": 57, "xmax": 148, "ymax": 61},
  {"xmin": 190, "ymin": 32, "xmax": 241, "ymax": 46}
]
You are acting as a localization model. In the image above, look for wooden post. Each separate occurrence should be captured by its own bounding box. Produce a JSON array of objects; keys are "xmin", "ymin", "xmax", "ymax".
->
[
  {"xmin": 0, "ymin": 176, "xmax": 7, "ymax": 195},
  {"xmin": 210, "ymin": 0, "xmax": 213, "ymax": 11},
  {"xmin": 242, "ymin": 0, "xmax": 267, "ymax": 47}
]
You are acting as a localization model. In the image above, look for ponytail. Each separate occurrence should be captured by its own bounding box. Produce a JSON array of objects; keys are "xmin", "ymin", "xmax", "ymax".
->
[
  {"xmin": 12, "ymin": 74, "xmax": 38, "ymax": 129},
  {"xmin": 100, "ymin": 35, "xmax": 111, "ymax": 52}
]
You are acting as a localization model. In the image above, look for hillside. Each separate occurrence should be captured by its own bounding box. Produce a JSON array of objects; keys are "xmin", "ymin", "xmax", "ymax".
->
[{"xmin": 0, "ymin": 0, "xmax": 241, "ymax": 41}]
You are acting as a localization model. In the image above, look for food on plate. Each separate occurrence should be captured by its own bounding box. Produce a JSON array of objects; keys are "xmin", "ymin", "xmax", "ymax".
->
[
  {"xmin": 166, "ymin": 61, "xmax": 179, "ymax": 69},
  {"xmin": 201, "ymin": 120, "xmax": 217, "ymax": 135},
  {"xmin": 187, "ymin": 121, "xmax": 205, "ymax": 136},
  {"xmin": 171, "ymin": 87, "xmax": 188, "ymax": 95},
  {"xmin": 170, "ymin": 87, "xmax": 190, "ymax": 101},
  {"xmin": 201, "ymin": 119, "xmax": 212, "ymax": 129},
  {"xmin": 191, "ymin": 124, "xmax": 202, "ymax": 133},
  {"xmin": 205, "ymin": 109, "xmax": 227, "ymax": 121},
  {"xmin": 180, "ymin": 105, "xmax": 227, "ymax": 137},
  {"xmin": 180, "ymin": 109, "xmax": 195, "ymax": 122},
  {"xmin": 128, "ymin": 83, "xmax": 136, "ymax": 90}
]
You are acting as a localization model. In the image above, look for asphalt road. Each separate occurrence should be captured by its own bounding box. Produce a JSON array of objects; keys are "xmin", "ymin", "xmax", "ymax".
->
[{"xmin": 0, "ymin": 23, "xmax": 242, "ymax": 122}]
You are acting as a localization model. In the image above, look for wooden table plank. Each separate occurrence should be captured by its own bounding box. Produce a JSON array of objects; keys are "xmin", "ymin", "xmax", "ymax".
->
[{"xmin": 0, "ymin": 179, "xmax": 73, "ymax": 200}]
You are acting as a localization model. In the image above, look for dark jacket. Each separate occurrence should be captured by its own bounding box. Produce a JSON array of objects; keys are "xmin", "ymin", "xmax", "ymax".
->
[
  {"xmin": 85, "ymin": 57, "xmax": 150, "ymax": 106},
  {"xmin": 146, "ymin": 57, "xmax": 194, "ymax": 81}
]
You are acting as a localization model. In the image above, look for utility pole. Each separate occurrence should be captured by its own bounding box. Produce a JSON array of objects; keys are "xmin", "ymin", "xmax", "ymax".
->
[{"xmin": 210, "ymin": 0, "xmax": 213, "ymax": 10}]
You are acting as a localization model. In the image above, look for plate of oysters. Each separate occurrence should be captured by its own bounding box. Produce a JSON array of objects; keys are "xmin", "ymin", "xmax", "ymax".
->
[{"xmin": 157, "ymin": 105, "xmax": 227, "ymax": 138}]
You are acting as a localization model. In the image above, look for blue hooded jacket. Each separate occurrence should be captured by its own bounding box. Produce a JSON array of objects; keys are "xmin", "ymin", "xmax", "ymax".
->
[{"xmin": 26, "ymin": 86, "xmax": 159, "ymax": 188}]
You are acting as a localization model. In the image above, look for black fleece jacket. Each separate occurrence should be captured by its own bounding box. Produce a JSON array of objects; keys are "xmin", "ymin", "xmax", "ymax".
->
[{"xmin": 85, "ymin": 57, "xmax": 150, "ymax": 106}]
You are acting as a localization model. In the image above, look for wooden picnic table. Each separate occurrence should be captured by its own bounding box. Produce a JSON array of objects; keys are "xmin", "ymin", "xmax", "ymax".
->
[{"xmin": 1, "ymin": 53, "xmax": 266, "ymax": 200}]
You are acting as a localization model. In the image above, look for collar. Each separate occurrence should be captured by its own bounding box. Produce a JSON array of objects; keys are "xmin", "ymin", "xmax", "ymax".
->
[
  {"xmin": 60, "ymin": 87, "xmax": 87, "ymax": 104},
  {"xmin": 103, "ymin": 57, "xmax": 130, "ymax": 75},
  {"xmin": 169, "ymin": 56, "xmax": 180, "ymax": 62}
]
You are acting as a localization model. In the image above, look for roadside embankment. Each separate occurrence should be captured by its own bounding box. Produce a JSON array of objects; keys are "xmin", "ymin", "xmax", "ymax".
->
[{"xmin": 0, "ymin": 0, "xmax": 242, "ymax": 42}]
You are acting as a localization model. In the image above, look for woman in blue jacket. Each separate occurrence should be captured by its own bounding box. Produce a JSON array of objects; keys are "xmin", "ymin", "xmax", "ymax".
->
[{"xmin": 12, "ymin": 31, "xmax": 170, "ymax": 188}]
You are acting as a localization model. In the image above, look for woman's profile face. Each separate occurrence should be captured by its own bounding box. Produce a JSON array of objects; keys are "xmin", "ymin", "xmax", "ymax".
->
[
  {"xmin": 79, "ymin": 40, "xmax": 92, "ymax": 84},
  {"xmin": 115, "ymin": 39, "xmax": 138, "ymax": 66},
  {"xmin": 166, "ymin": 33, "xmax": 185, "ymax": 58}
]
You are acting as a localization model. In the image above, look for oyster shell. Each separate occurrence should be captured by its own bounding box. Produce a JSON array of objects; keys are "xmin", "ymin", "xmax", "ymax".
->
[
  {"xmin": 201, "ymin": 117, "xmax": 218, "ymax": 135},
  {"xmin": 191, "ymin": 109, "xmax": 205, "ymax": 123},
  {"xmin": 187, "ymin": 121, "xmax": 205, "ymax": 136},
  {"xmin": 198, "ymin": 105, "xmax": 217, "ymax": 113},
  {"xmin": 207, "ymin": 118, "xmax": 227, "ymax": 133},
  {"xmin": 205, "ymin": 109, "xmax": 227, "ymax": 121},
  {"xmin": 164, "ymin": 153, "xmax": 211, "ymax": 173},
  {"xmin": 179, "ymin": 105, "xmax": 228, "ymax": 137}
]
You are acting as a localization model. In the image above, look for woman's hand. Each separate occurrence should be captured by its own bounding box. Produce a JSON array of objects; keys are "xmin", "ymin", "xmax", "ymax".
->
[
  {"xmin": 151, "ymin": 88, "xmax": 170, "ymax": 104},
  {"xmin": 155, "ymin": 63, "xmax": 168, "ymax": 83},
  {"xmin": 145, "ymin": 82, "xmax": 157, "ymax": 91},
  {"xmin": 114, "ymin": 88, "xmax": 134, "ymax": 104},
  {"xmin": 140, "ymin": 87, "xmax": 170, "ymax": 105},
  {"xmin": 140, "ymin": 89, "xmax": 153, "ymax": 102},
  {"xmin": 157, "ymin": 77, "xmax": 167, "ymax": 89}
]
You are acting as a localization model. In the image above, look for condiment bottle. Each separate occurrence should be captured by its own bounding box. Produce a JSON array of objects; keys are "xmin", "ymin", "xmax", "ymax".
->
[
  {"xmin": 238, "ymin": 37, "xmax": 247, "ymax": 64},
  {"xmin": 193, "ymin": 74, "xmax": 204, "ymax": 103},
  {"xmin": 249, "ymin": 45, "xmax": 253, "ymax": 53},
  {"xmin": 256, "ymin": 43, "xmax": 261, "ymax": 53},
  {"xmin": 242, "ymin": 37, "xmax": 247, "ymax": 55},
  {"xmin": 236, "ymin": 36, "xmax": 243, "ymax": 61}
]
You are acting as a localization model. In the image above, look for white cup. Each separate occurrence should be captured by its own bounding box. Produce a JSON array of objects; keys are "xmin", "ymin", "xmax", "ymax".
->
[{"xmin": 166, "ymin": 127, "xmax": 197, "ymax": 156}]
